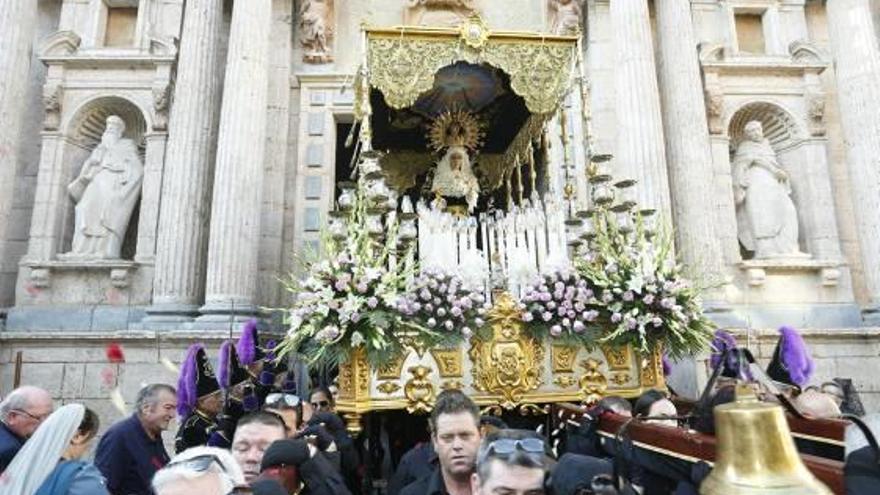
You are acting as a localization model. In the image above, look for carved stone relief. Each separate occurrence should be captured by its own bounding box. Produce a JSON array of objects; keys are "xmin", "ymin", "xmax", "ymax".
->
[
  {"xmin": 43, "ymin": 85, "xmax": 63, "ymax": 130},
  {"xmin": 152, "ymin": 84, "xmax": 171, "ymax": 131},
  {"xmin": 548, "ymin": 0, "xmax": 582, "ymax": 35},
  {"xmin": 404, "ymin": 0, "xmax": 478, "ymax": 27},
  {"xmin": 300, "ymin": 0, "xmax": 334, "ymax": 64}
]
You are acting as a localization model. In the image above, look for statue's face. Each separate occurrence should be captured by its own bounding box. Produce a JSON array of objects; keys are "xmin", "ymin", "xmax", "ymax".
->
[
  {"xmin": 450, "ymin": 152, "xmax": 464, "ymax": 171},
  {"xmin": 745, "ymin": 124, "xmax": 763, "ymax": 141},
  {"xmin": 103, "ymin": 122, "xmax": 124, "ymax": 143}
]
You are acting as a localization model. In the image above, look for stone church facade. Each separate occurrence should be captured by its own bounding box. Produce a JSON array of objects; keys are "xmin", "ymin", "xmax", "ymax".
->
[{"xmin": 1, "ymin": 0, "xmax": 880, "ymax": 423}]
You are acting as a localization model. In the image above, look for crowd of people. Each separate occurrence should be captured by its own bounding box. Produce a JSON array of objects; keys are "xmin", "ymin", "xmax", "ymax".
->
[{"xmin": 0, "ymin": 323, "xmax": 877, "ymax": 494}]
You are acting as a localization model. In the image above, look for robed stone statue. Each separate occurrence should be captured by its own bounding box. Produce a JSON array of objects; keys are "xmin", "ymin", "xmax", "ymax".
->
[
  {"xmin": 732, "ymin": 120, "xmax": 805, "ymax": 259},
  {"xmin": 64, "ymin": 115, "xmax": 143, "ymax": 259}
]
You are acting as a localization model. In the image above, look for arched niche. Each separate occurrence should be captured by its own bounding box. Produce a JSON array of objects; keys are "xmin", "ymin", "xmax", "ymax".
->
[
  {"xmin": 728, "ymin": 100, "xmax": 804, "ymax": 152},
  {"xmin": 727, "ymin": 101, "xmax": 814, "ymax": 260},
  {"xmin": 60, "ymin": 96, "xmax": 147, "ymax": 260},
  {"xmin": 727, "ymin": 101, "xmax": 840, "ymax": 260}
]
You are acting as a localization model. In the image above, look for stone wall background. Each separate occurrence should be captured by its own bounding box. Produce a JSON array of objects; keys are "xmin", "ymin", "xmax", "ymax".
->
[{"xmin": 0, "ymin": 331, "xmax": 232, "ymax": 456}]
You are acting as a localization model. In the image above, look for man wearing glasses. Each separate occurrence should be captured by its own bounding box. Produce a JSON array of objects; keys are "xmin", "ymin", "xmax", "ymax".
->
[
  {"xmin": 400, "ymin": 390, "xmax": 482, "ymax": 495},
  {"xmin": 470, "ymin": 430, "xmax": 551, "ymax": 495},
  {"xmin": 0, "ymin": 385, "xmax": 53, "ymax": 472}
]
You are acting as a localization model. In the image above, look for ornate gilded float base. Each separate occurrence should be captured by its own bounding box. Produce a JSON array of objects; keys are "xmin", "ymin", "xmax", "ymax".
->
[{"xmin": 335, "ymin": 293, "xmax": 665, "ymax": 433}]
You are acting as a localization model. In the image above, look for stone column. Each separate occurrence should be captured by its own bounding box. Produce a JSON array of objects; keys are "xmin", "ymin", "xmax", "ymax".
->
[
  {"xmin": 610, "ymin": 0, "xmax": 671, "ymax": 216},
  {"xmin": 654, "ymin": 0, "xmax": 725, "ymax": 280},
  {"xmin": 145, "ymin": 0, "xmax": 224, "ymax": 322},
  {"xmin": 0, "ymin": 1, "xmax": 38, "ymax": 305},
  {"xmin": 826, "ymin": 0, "xmax": 880, "ymax": 322},
  {"xmin": 198, "ymin": 0, "xmax": 272, "ymax": 322}
]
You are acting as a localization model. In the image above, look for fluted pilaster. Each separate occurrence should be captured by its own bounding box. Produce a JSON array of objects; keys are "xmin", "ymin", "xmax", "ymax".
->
[
  {"xmin": 146, "ymin": 0, "xmax": 224, "ymax": 321},
  {"xmin": 826, "ymin": 0, "xmax": 880, "ymax": 320},
  {"xmin": 655, "ymin": 0, "xmax": 725, "ymax": 280},
  {"xmin": 610, "ymin": 0, "xmax": 671, "ymax": 216},
  {"xmin": 0, "ymin": 0, "xmax": 38, "ymax": 305},
  {"xmin": 199, "ymin": 0, "xmax": 272, "ymax": 321}
]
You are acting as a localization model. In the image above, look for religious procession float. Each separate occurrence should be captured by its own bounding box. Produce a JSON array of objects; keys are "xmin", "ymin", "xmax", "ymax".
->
[
  {"xmin": 270, "ymin": 15, "xmax": 855, "ymax": 495},
  {"xmin": 278, "ymin": 15, "xmax": 714, "ymax": 432}
]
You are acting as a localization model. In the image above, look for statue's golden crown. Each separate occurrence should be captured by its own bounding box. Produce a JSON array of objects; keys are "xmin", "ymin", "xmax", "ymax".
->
[{"xmin": 428, "ymin": 109, "xmax": 485, "ymax": 153}]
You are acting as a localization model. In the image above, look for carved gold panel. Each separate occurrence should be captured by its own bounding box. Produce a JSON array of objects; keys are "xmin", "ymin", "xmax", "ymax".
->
[
  {"xmin": 639, "ymin": 349, "xmax": 665, "ymax": 389},
  {"xmin": 602, "ymin": 345, "xmax": 632, "ymax": 371},
  {"xmin": 376, "ymin": 353, "xmax": 407, "ymax": 380},
  {"xmin": 551, "ymin": 344, "xmax": 578, "ymax": 373},
  {"xmin": 431, "ymin": 348, "xmax": 464, "ymax": 377},
  {"xmin": 469, "ymin": 292, "xmax": 544, "ymax": 409}
]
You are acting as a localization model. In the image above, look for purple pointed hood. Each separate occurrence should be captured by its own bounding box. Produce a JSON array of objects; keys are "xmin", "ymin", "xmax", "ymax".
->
[
  {"xmin": 217, "ymin": 340, "xmax": 249, "ymax": 390},
  {"xmin": 237, "ymin": 318, "xmax": 259, "ymax": 366},
  {"xmin": 776, "ymin": 325, "xmax": 814, "ymax": 387},
  {"xmin": 177, "ymin": 344, "xmax": 219, "ymax": 416}
]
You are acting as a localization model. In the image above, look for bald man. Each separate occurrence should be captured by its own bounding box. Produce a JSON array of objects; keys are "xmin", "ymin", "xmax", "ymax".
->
[{"xmin": 0, "ymin": 386, "xmax": 54, "ymax": 472}]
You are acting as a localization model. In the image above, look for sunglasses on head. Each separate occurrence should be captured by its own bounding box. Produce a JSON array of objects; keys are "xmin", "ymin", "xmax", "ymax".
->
[
  {"xmin": 485, "ymin": 437, "xmax": 545, "ymax": 456},
  {"xmin": 266, "ymin": 393, "xmax": 301, "ymax": 408},
  {"xmin": 167, "ymin": 454, "xmax": 246, "ymax": 494},
  {"xmin": 167, "ymin": 453, "xmax": 230, "ymax": 473}
]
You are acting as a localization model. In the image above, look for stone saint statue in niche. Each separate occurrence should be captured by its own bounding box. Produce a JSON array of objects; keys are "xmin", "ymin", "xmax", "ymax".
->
[
  {"xmin": 428, "ymin": 110, "xmax": 484, "ymax": 214},
  {"xmin": 300, "ymin": 0, "xmax": 333, "ymax": 63},
  {"xmin": 64, "ymin": 115, "xmax": 143, "ymax": 259},
  {"xmin": 548, "ymin": 0, "xmax": 583, "ymax": 35},
  {"xmin": 732, "ymin": 120, "xmax": 806, "ymax": 259}
]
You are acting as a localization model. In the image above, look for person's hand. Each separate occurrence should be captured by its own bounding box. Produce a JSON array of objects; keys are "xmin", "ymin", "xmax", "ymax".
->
[
  {"xmin": 296, "ymin": 424, "xmax": 335, "ymax": 452},
  {"xmin": 774, "ymin": 168, "xmax": 789, "ymax": 181}
]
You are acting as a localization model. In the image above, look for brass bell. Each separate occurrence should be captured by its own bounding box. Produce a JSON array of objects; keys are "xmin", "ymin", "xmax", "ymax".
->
[{"xmin": 700, "ymin": 386, "xmax": 832, "ymax": 494}]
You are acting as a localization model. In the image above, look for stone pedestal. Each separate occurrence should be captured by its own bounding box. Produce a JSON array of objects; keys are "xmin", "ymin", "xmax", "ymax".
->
[
  {"xmin": 198, "ymin": 0, "xmax": 272, "ymax": 323},
  {"xmin": 0, "ymin": 1, "xmax": 38, "ymax": 306},
  {"xmin": 146, "ymin": 0, "xmax": 224, "ymax": 323},
  {"xmin": 654, "ymin": 0, "xmax": 725, "ymax": 282},
  {"xmin": 610, "ymin": 0, "xmax": 671, "ymax": 215},
  {"xmin": 826, "ymin": 0, "xmax": 880, "ymax": 323}
]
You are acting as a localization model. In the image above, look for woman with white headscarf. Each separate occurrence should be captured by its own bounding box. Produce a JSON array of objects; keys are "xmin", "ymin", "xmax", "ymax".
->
[{"xmin": 0, "ymin": 403, "xmax": 108, "ymax": 495}]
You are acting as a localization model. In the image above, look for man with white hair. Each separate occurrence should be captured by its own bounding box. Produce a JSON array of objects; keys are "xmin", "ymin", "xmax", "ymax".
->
[
  {"xmin": 152, "ymin": 446, "xmax": 245, "ymax": 495},
  {"xmin": 0, "ymin": 385, "xmax": 54, "ymax": 471}
]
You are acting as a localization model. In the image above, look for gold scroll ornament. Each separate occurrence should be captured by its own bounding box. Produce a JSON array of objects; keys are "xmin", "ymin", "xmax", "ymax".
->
[
  {"xmin": 579, "ymin": 358, "xmax": 608, "ymax": 405},
  {"xmin": 469, "ymin": 292, "xmax": 544, "ymax": 409},
  {"xmin": 404, "ymin": 365, "xmax": 436, "ymax": 413}
]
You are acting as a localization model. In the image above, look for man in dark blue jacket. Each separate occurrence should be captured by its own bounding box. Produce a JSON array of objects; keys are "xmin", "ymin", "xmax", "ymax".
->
[
  {"xmin": 0, "ymin": 386, "xmax": 53, "ymax": 472},
  {"xmin": 95, "ymin": 383, "xmax": 177, "ymax": 495}
]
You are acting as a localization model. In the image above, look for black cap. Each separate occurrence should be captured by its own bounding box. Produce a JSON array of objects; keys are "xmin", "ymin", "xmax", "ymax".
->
[
  {"xmin": 194, "ymin": 346, "xmax": 220, "ymax": 398},
  {"xmin": 261, "ymin": 439, "xmax": 311, "ymax": 469},
  {"xmin": 251, "ymin": 478, "xmax": 287, "ymax": 495},
  {"xmin": 552, "ymin": 453, "xmax": 613, "ymax": 495},
  {"xmin": 480, "ymin": 415, "xmax": 508, "ymax": 430}
]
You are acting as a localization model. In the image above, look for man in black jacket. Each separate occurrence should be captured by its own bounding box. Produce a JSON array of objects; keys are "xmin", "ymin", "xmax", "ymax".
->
[
  {"xmin": 400, "ymin": 390, "xmax": 482, "ymax": 495},
  {"xmin": 259, "ymin": 437, "xmax": 352, "ymax": 495}
]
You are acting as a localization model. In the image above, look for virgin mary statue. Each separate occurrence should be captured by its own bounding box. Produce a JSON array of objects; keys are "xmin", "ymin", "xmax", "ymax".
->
[
  {"xmin": 431, "ymin": 145, "xmax": 480, "ymax": 213},
  {"xmin": 428, "ymin": 110, "xmax": 484, "ymax": 214}
]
